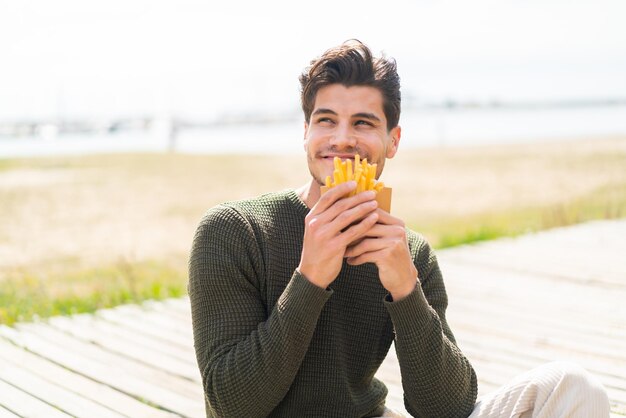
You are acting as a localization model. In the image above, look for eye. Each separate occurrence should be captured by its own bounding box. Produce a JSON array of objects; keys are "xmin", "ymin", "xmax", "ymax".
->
[
  {"xmin": 355, "ymin": 120, "xmax": 373, "ymax": 127},
  {"xmin": 316, "ymin": 117, "xmax": 334, "ymax": 125}
]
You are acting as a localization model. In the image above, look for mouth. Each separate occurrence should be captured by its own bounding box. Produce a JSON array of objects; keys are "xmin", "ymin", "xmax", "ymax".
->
[
  {"xmin": 320, "ymin": 154, "xmax": 358, "ymax": 162},
  {"xmin": 318, "ymin": 155, "xmax": 352, "ymax": 180}
]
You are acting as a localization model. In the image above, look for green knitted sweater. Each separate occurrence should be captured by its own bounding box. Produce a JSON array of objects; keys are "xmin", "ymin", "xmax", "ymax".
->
[{"xmin": 188, "ymin": 189, "xmax": 477, "ymax": 418}]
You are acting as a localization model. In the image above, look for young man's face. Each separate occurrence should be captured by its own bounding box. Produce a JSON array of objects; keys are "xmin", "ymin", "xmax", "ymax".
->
[{"xmin": 303, "ymin": 84, "xmax": 401, "ymax": 186}]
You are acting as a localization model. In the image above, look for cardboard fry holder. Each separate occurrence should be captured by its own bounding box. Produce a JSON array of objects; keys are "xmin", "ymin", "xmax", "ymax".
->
[{"xmin": 320, "ymin": 186, "xmax": 392, "ymax": 213}]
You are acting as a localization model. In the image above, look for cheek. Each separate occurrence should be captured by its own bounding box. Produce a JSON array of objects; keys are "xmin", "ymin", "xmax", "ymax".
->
[
  {"xmin": 359, "ymin": 133, "xmax": 387, "ymax": 158},
  {"xmin": 303, "ymin": 130, "xmax": 322, "ymax": 151},
  {"xmin": 305, "ymin": 131, "xmax": 330, "ymax": 151}
]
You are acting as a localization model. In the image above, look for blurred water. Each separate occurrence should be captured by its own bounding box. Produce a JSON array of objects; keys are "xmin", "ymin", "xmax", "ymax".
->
[
  {"xmin": 402, "ymin": 106, "xmax": 626, "ymax": 146},
  {"xmin": 1, "ymin": 106, "xmax": 625, "ymax": 158}
]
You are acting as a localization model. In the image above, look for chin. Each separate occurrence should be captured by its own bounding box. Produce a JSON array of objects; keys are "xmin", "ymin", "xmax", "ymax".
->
[
  {"xmin": 315, "ymin": 158, "xmax": 334, "ymax": 177},
  {"xmin": 307, "ymin": 165, "xmax": 328, "ymax": 187}
]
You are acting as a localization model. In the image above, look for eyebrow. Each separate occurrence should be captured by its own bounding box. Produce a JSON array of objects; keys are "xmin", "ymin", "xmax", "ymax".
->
[
  {"xmin": 352, "ymin": 112, "xmax": 381, "ymax": 122},
  {"xmin": 312, "ymin": 108, "xmax": 338, "ymax": 116},
  {"xmin": 312, "ymin": 108, "xmax": 382, "ymax": 122}
]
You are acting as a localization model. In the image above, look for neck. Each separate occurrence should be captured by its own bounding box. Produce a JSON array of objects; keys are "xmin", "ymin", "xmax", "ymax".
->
[{"xmin": 295, "ymin": 179, "xmax": 321, "ymax": 209}]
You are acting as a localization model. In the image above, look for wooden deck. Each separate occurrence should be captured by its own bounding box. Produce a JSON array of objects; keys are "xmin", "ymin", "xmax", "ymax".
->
[{"xmin": 1, "ymin": 219, "xmax": 625, "ymax": 417}]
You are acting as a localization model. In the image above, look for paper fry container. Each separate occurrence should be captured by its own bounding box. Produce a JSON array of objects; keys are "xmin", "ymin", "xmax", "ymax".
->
[{"xmin": 320, "ymin": 186, "xmax": 392, "ymax": 213}]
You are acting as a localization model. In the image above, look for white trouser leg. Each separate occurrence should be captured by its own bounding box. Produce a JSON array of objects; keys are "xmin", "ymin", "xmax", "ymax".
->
[
  {"xmin": 376, "ymin": 406, "xmax": 407, "ymax": 417},
  {"xmin": 469, "ymin": 361, "xmax": 610, "ymax": 418}
]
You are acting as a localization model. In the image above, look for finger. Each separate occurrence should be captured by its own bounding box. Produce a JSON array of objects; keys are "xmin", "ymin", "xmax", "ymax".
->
[
  {"xmin": 325, "ymin": 198, "xmax": 378, "ymax": 236},
  {"xmin": 312, "ymin": 181, "xmax": 357, "ymax": 214},
  {"xmin": 372, "ymin": 208, "xmax": 404, "ymax": 226},
  {"xmin": 344, "ymin": 235, "xmax": 389, "ymax": 258},
  {"xmin": 346, "ymin": 251, "xmax": 377, "ymax": 266},
  {"xmin": 336, "ymin": 211, "xmax": 379, "ymax": 247},
  {"xmin": 315, "ymin": 190, "xmax": 377, "ymax": 225},
  {"xmin": 345, "ymin": 239, "xmax": 391, "ymax": 265},
  {"xmin": 353, "ymin": 223, "xmax": 386, "ymax": 239},
  {"xmin": 347, "ymin": 221, "xmax": 403, "ymax": 242}
]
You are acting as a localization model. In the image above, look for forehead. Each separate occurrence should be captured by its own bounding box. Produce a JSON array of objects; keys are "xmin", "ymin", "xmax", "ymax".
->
[{"xmin": 312, "ymin": 84, "xmax": 385, "ymax": 116}]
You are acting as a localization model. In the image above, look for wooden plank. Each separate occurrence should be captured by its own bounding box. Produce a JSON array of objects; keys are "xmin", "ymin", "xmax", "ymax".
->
[
  {"xmin": 374, "ymin": 338, "xmax": 626, "ymax": 416},
  {"xmin": 457, "ymin": 338, "xmax": 626, "ymax": 407},
  {"xmin": 447, "ymin": 303, "xmax": 626, "ymax": 365},
  {"xmin": 49, "ymin": 314, "xmax": 195, "ymax": 363},
  {"xmin": 0, "ymin": 338, "xmax": 178, "ymax": 418},
  {"xmin": 440, "ymin": 222, "xmax": 626, "ymax": 288},
  {"xmin": 450, "ymin": 294, "xmax": 626, "ymax": 344},
  {"xmin": 432, "ymin": 220, "xmax": 626, "ymax": 415},
  {"xmin": 144, "ymin": 299, "xmax": 192, "ymax": 321},
  {"xmin": 0, "ymin": 378, "xmax": 72, "ymax": 418},
  {"xmin": 13, "ymin": 323, "xmax": 203, "ymax": 399},
  {"xmin": 441, "ymin": 253, "xmax": 626, "ymax": 302},
  {"xmin": 47, "ymin": 315, "xmax": 200, "ymax": 382},
  {"xmin": 160, "ymin": 298, "xmax": 192, "ymax": 315},
  {"xmin": 0, "ymin": 406, "xmax": 20, "ymax": 418},
  {"xmin": 0, "ymin": 325, "xmax": 204, "ymax": 418},
  {"xmin": 460, "ymin": 342, "xmax": 626, "ymax": 404},
  {"xmin": 454, "ymin": 327, "xmax": 626, "ymax": 389},
  {"xmin": 447, "ymin": 240, "xmax": 626, "ymax": 276},
  {"xmin": 442, "ymin": 262, "xmax": 626, "ymax": 331},
  {"xmin": 445, "ymin": 279, "xmax": 626, "ymax": 359},
  {"xmin": 111, "ymin": 305, "xmax": 195, "ymax": 341},
  {"xmin": 96, "ymin": 309, "xmax": 194, "ymax": 351},
  {"xmin": 0, "ymin": 359, "xmax": 126, "ymax": 418},
  {"xmin": 452, "ymin": 327, "xmax": 626, "ymax": 411},
  {"xmin": 450, "ymin": 315, "xmax": 626, "ymax": 383}
]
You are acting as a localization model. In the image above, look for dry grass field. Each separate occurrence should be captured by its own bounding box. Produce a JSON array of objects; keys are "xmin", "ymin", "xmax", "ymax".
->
[{"xmin": 1, "ymin": 136, "xmax": 625, "ymax": 324}]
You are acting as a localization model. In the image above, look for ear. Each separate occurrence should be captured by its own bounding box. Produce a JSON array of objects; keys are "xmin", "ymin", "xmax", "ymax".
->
[
  {"xmin": 386, "ymin": 126, "xmax": 401, "ymax": 158},
  {"xmin": 303, "ymin": 122, "xmax": 309, "ymax": 151}
]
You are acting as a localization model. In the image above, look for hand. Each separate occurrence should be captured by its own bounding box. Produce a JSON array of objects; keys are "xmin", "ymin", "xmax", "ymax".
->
[
  {"xmin": 344, "ymin": 209, "xmax": 418, "ymax": 300},
  {"xmin": 298, "ymin": 182, "xmax": 379, "ymax": 289}
]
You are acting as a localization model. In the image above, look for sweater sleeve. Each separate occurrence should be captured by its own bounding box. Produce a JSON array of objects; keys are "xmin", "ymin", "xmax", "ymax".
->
[
  {"xmin": 188, "ymin": 205, "xmax": 332, "ymax": 418},
  {"xmin": 384, "ymin": 238, "xmax": 477, "ymax": 418}
]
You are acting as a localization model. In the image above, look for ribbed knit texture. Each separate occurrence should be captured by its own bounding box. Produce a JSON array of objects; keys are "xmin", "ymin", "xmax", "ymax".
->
[{"xmin": 188, "ymin": 189, "xmax": 477, "ymax": 418}]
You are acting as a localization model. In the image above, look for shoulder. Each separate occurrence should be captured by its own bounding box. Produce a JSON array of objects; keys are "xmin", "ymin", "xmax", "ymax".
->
[
  {"xmin": 194, "ymin": 189, "xmax": 302, "ymax": 240},
  {"xmin": 210, "ymin": 189, "xmax": 301, "ymax": 218},
  {"xmin": 194, "ymin": 202, "xmax": 251, "ymax": 242}
]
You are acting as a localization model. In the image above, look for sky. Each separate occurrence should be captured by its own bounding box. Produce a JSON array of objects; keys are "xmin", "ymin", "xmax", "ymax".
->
[{"xmin": 2, "ymin": 0, "xmax": 626, "ymax": 121}]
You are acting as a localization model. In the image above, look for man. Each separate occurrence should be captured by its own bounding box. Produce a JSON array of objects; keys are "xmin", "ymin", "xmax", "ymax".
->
[{"xmin": 188, "ymin": 40, "xmax": 610, "ymax": 417}]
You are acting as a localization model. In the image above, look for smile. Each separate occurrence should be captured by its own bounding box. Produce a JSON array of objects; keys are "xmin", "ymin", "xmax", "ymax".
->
[{"xmin": 321, "ymin": 154, "xmax": 357, "ymax": 160}]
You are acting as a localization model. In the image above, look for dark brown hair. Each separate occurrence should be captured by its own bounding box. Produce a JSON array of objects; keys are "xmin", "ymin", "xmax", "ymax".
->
[{"xmin": 299, "ymin": 39, "xmax": 401, "ymax": 131}]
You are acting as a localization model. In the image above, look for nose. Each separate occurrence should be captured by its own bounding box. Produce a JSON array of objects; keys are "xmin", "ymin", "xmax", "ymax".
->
[{"xmin": 329, "ymin": 122, "xmax": 356, "ymax": 149}]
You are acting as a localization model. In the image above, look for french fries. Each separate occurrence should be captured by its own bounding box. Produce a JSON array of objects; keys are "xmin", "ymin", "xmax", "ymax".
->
[{"xmin": 324, "ymin": 154, "xmax": 385, "ymax": 197}]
